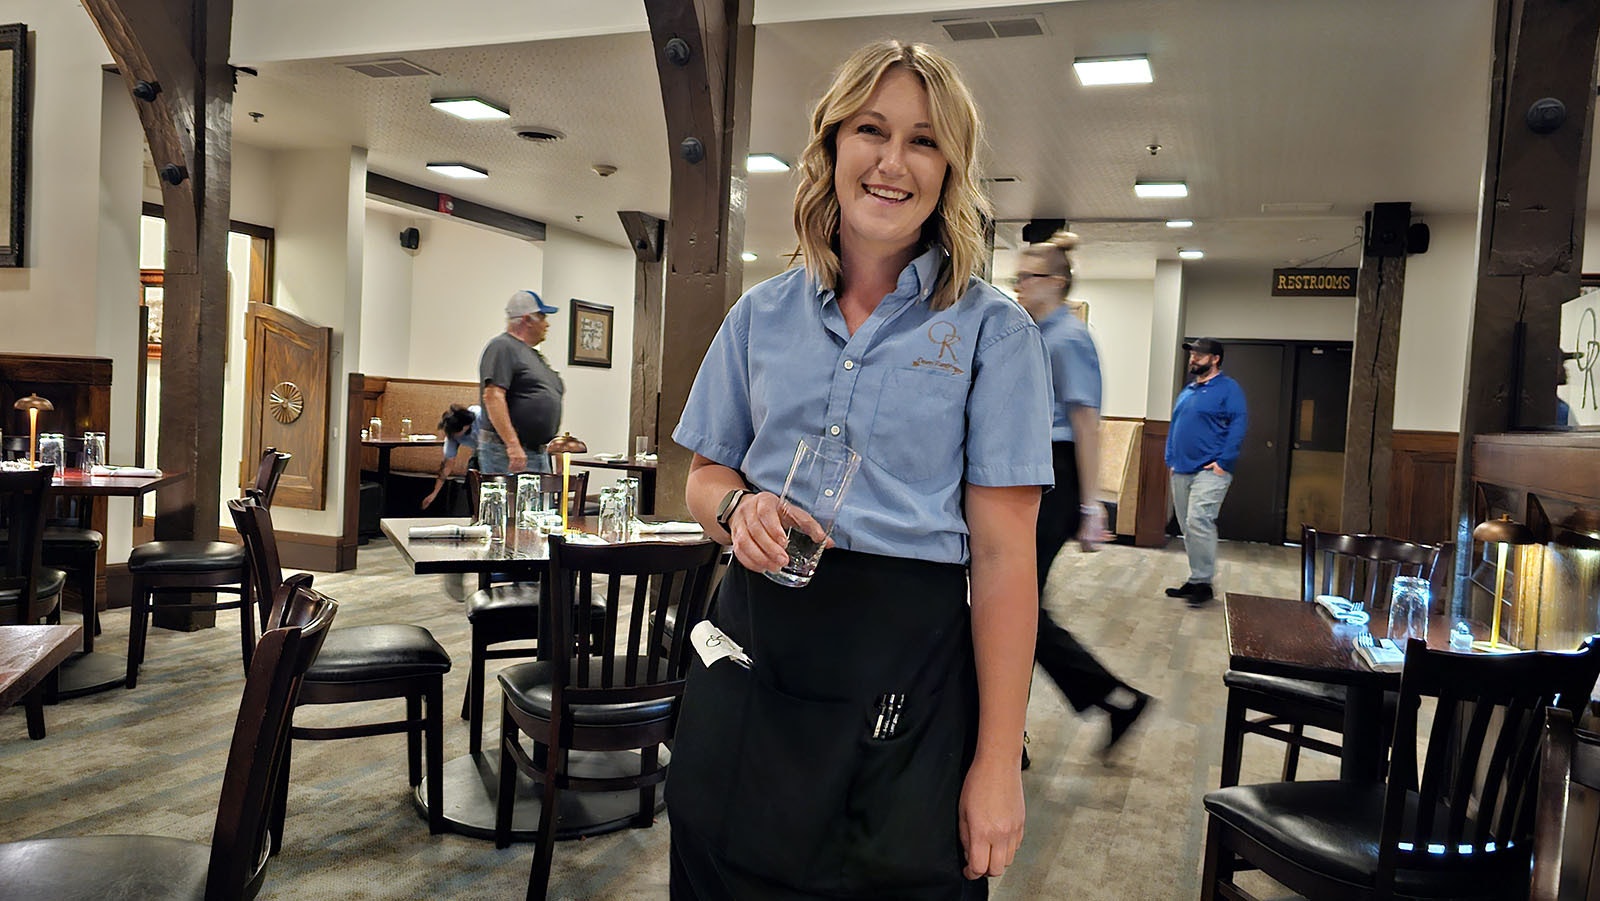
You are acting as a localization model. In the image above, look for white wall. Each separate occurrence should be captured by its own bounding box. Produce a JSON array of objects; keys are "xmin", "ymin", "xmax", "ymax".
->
[
  {"xmin": 359, "ymin": 209, "xmax": 416, "ymax": 377},
  {"xmin": 1394, "ymin": 214, "xmax": 1476, "ymax": 431},
  {"xmin": 1073, "ymin": 278, "xmax": 1153, "ymax": 420},
  {"xmin": 405, "ymin": 217, "xmax": 544, "ymax": 381},
  {"xmin": 1184, "ymin": 265, "xmax": 1357, "ymax": 342},
  {"xmin": 541, "ymin": 225, "xmax": 638, "ymax": 474},
  {"xmin": 0, "ymin": 6, "xmax": 113, "ymax": 353}
]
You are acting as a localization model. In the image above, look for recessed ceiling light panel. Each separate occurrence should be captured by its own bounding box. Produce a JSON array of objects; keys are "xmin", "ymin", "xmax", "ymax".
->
[
  {"xmin": 1178, "ymin": 249, "xmax": 1205, "ymax": 260},
  {"xmin": 429, "ymin": 97, "xmax": 510, "ymax": 120},
  {"xmin": 1166, "ymin": 219, "xmax": 1194, "ymax": 228},
  {"xmin": 1073, "ymin": 56, "xmax": 1153, "ymax": 86},
  {"xmin": 1135, "ymin": 181, "xmax": 1188, "ymax": 199},
  {"xmin": 426, "ymin": 162, "xmax": 489, "ymax": 179},
  {"xmin": 746, "ymin": 153, "xmax": 791, "ymax": 173}
]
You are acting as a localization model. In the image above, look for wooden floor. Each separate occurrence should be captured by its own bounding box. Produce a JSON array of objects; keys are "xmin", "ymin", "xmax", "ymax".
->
[{"xmin": 0, "ymin": 536, "xmax": 1320, "ymax": 900}]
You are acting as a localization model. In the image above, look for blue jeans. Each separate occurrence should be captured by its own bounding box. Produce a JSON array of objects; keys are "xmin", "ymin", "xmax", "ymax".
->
[
  {"xmin": 1170, "ymin": 468, "xmax": 1232, "ymax": 584},
  {"xmin": 476, "ymin": 430, "xmax": 552, "ymax": 475}
]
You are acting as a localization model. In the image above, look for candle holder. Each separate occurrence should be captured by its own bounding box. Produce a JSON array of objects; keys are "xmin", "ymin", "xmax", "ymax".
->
[
  {"xmin": 1470, "ymin": 514, "xmax": 1537, "ymax": 653},
  {"xmin": 12, "ymin": 394, "xmax": 53, "ymax": 468}
]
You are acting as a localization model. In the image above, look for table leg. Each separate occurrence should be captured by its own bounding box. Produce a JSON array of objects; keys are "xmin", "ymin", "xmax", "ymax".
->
[
  {"xmin": 1340, "ymin": 684, "xmax": 1386, "ymax": 781},
  {"xmin": 638, "ymin": 468, "xmax": 656, "ymax": 516},
  {"xmin": 377, "ymin": 446, "xmax": 393, "ymax": 517}
]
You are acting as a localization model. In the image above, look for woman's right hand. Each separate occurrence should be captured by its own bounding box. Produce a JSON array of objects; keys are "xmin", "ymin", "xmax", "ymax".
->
[{"xmin": 727, "ymin": 491, "xmax": 830, "ymax": 574}]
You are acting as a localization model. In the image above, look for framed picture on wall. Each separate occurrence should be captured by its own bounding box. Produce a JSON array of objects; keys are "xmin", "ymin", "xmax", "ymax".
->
[
  {"xmin": 568, "ymin": 299, "xmax": 614, "ymax": 368},
  {"xmin": 0, "ymin": 23, "xmax": 31, "ymax": 268}
]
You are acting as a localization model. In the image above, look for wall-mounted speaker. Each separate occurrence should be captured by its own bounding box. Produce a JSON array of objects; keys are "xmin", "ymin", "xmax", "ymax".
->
[
  {"xmin": 1406, "ymin": 222, "xmax": 1430, "ymax": 255},
  {"xmin": 399, "ymin": 227, "xmax": 420, "ymax": 250},
  {"xmin": 1021, "ymin": 218, "xmax": 1067, "ymax": 245},
  {"xmin": 1363, "ymin": 202, "xmax": 1411, "ymax": 257}
]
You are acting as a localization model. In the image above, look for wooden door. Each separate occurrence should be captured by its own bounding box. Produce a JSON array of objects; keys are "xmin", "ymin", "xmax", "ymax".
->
[{"xmin": 243, "ymin": 303, "xmax": 331, "ymax": 509}]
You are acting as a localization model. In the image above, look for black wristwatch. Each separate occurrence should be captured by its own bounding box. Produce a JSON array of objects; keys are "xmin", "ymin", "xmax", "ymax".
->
[{"xmin": 715, "ymin": 488, "xmax": 750, "ymax": 531}]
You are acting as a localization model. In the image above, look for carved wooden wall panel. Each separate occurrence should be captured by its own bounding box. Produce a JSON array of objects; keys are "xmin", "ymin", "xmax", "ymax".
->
[{"xmin": 243, "ymin": 303, "xmax": 330, "ymax": 509}]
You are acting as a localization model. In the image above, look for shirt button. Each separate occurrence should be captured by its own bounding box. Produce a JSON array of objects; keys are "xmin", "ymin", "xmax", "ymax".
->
[
  {"xmin": 829, "ymin": 425, "xmax": 841, "ymax": 436},
  {"xmin": 843, "ymin": 360, "xmax": 854, "ymax": 370}
]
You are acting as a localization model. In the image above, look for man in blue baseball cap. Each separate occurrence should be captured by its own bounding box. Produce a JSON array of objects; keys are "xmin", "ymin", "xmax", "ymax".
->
[{"xmin": 476, "ymin": 290, "xmax": 564, "ymax": 474}]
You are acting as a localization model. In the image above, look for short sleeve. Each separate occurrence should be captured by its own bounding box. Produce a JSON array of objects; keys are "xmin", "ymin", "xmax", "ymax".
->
[
  {"xmin": 480, "ymin": 338, "xmax": 514, "ymax": 390},
  {"xmin": 964, "ymin": 321, "xmax": 1054, "ymax": 487},
  {"xmin": 672, "ymin": 301, "xmax": 756, "ymax": 470},
  {"xmin": 1055, "ymin": 325, "xmax": 1102, "ymax": 410}
]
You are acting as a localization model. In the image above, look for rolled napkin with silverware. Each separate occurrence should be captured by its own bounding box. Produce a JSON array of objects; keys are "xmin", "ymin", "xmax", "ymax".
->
[
  {"xmin": 90, "ymin": 465, "xmax": 163, "ymax": 477},
  {"xmin": 1354, "ymin": 635, "xmax": 1405, "ymax": 672},
  {"xmin": 633, "ymin": 520, "xmax": 704, "ymax": 535},
  {"xmin": 408, "ymin": 524, "xmax": 492, "ymax": 540}
]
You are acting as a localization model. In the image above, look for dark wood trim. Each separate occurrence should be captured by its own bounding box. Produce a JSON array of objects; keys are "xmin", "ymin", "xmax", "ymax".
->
[
  {"xmin": 338, "ymin": 373, "xmax": 380, "ymax": 572},
  {"xmin": 218, "ymin": 524, "xmax": 347, "ymax": 572},
  {"xmin": 1135, "ymin": 419, "xmax": 1172, "ymax": 547},
  {"xmin": 365, "ymin": 172, "xmax": 546, "ymax": 242},
  {"xmin": 620, "ymin": 210, "xmax": 665, "ymax": 455},
  {"xmin": 1388, "ymin": 430, "xmax": 1459, "ymax": 545},
  {"xmin": 141, "ymin": 202, "xmax": 277, "ymax": 240}
]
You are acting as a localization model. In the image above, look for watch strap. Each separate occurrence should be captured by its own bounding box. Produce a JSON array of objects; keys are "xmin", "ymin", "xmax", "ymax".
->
[{"xmin": 716, "ymin": 488, "xmax": 748, "ymax": 530}]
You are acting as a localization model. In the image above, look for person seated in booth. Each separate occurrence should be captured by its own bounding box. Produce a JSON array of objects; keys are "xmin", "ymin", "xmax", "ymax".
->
[{"xmin": 422, "ymin": 403, "xmax": 482, "ymax": 510}]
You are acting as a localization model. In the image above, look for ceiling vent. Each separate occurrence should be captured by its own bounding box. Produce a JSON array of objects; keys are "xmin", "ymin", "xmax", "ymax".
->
[
  {"xmin": 515, "ymin": 127, "xmax": 567, "ymax": 144},
  {"xmin": 984, "ymin": 175, "xmax": 1023, "ymax": 184},
  {"xmin": 1261, "ymin": 201, "xmax": 1334, "ymax": 214},
  {"xmin": 341, "ymin": 58, "xmax": 439, "ymax": 78},
  {"xmin": 936, "ymin": 14, "xmax": 1046, "ymax": 42}
]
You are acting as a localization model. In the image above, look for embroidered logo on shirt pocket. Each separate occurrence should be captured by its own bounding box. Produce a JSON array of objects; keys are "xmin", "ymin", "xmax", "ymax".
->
[{"xmin": 867, "ymin": 369, "xmax": 967, "ymax": 482}]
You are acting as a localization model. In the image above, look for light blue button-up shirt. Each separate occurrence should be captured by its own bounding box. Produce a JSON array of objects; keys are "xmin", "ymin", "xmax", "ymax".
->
[
  {"xmin": 1038, "ymin": 306, "xmax": 1102, "ymax": 442},
  {"xmin": 673, "ymin": 247, "xmax": 1054, "ymax": 565}
]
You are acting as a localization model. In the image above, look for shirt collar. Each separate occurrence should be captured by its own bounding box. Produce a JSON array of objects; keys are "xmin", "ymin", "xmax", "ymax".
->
[{"xmin": 814, "ymin": 244, "xmax": 946, "ymax": 307}]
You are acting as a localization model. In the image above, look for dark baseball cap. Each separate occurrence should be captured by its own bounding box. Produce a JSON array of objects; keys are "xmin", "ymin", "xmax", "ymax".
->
[{"xmin": 1183, "ymin": 337, "xmax": 1225, "ymax": 358}]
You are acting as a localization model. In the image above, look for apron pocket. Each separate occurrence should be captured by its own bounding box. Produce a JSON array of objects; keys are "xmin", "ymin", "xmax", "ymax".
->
[{"xmin": 665, "ymin": 655, "xmax": 749, "ymax": 845}]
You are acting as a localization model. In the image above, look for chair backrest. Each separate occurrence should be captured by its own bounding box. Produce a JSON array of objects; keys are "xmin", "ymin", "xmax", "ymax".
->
[
  {"xmin": 0, "ymin": 466, "xmax": 54, "ymax": 625},
  {"xmin": 1301, "ymin": 524, "xmax": 1441, "ymax": 610},
  {"xmin": 545, "ymin": 535, "xmax": 722, "ymax": 710},
  {"xmin": 203, "ymin": 580, "xmax": 336, "ymax": 900},
  {"xmin": 1373, "ymin": 638, "xmax": 1600, "ymax": 894},
  {"xmin": 1531, "ymin": 707, "xmax": 1600, "ymax": 901},
  {"xmin": 230, "ymin": 496, "xmax": 287, "ymax": 628},
  {"xmin": 251, "ymin": 447, "xmax": 292, "ymax": 508}
]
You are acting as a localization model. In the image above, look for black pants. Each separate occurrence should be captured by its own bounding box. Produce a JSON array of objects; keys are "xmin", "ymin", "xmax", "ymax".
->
[
  {"xmin": 667, "ymin": 551, "xmax": 986, "ymax": 900},
  {"xmin": 1034, "ymin": 440, "xmax": 1125, "ymax": 713}
]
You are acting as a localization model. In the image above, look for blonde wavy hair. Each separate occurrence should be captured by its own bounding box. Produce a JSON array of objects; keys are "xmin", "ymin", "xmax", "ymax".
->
[{"xmin": 793, "ymin": 40, "xmax": 991, "ymax": 312}]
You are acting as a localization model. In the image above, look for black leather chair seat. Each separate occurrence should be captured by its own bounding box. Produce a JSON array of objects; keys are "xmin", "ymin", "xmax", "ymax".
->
[
  {"xmin": 128, "ymin": 541, "xmax": 245, "ymax": 573},
  {"xmin": 41, "ymin": 526, "xmax": 104, "ymax": 551},
  {"xmin": 466, "ymin": 584, "xmax": 539, "ymax": 621},
  {"xmin": 0, "ymin": 567, "xmax": 66, "ymax": 604},
  {"xmin": 0, "ymin": 834, "xmax": 215, "ymax": 900},
  {"xmin": 1223, "ymin": 671, "xmax": 1347, "ymax": 711},
  {"xmin": 499, "ymin": 659, "xmax": 674, "ymax": 726},
  {"xmin": 1204, "ymin": 781, "xmax": 1519, "ymax": 897},
  {"xmin": 305, "ymin": 625, "xmax": 452, "ymax": 683}
]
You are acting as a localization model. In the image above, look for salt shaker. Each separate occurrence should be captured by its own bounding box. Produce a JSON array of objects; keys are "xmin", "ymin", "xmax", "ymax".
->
[{"xmin": 1450, "ymin": 621, "xmax": 1474, "ymax": 652}]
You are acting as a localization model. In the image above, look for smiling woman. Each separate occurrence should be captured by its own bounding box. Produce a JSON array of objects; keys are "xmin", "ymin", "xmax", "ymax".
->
[{"xmin": 0, "ymin": 22, "xmax": 30, "ymax": 268}]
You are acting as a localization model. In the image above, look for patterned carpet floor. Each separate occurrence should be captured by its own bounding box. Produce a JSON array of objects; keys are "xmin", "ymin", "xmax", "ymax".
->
[{"xmin": 0, "ymin": 537, "xmax": 1319, "ymax": 900}]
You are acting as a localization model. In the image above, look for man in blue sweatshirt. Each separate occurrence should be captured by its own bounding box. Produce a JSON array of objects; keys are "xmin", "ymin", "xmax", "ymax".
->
[{"xmin": 1164, "ymin": 338, "xmax": 1248, "ymax": 607}]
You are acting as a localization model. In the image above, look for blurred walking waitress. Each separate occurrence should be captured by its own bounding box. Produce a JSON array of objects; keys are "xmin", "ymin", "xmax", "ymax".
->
[{"xmin": 669, "ymin": 40, "xmax": 1053, "ymax": 899}]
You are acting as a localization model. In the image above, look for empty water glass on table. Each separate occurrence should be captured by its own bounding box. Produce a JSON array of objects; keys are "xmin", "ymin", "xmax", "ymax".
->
[
  {"xmin": 369, "ymin": 417, "xmax": 383, "ymax": 440},
  {"xmin": 765, "ymin": 435, "xmax": 862, "ymax": 588},
  {"xmin": 1387, "ymin": 575, "xmax": 1431, "ymax": 649},
  {"xmin": 620, "ymin": 477, "xmax": 641, "ymax": 528},
  {"xmin": 81, "ymin": 431, "xmax": 106, "ymax": 470},
  {"xmin": 38, "ymin": 433, "xmax": 64, "ymax": 472},
  {"xmin": 476, "ymin": 480, "xmax": 508, "ymax": 543},
  {"xmin": 400, "ymin": 418, "xmax": 412, "ymax": 441}
]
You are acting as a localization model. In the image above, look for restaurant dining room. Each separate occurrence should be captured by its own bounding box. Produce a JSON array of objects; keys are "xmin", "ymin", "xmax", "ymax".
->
[{"xmin": 2, "ymin": 0, "xmax": 1600, "ymax": 899}]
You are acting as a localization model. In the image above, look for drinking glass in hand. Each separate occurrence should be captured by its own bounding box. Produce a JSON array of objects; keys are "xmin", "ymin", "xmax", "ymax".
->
[
  {"xmin": 764, "ymin": 435, "xmax": 862, "ymax": 588},
  {"xmin": 1387, "ymin": 575, "xmax": 1431, "ymax": 649}
]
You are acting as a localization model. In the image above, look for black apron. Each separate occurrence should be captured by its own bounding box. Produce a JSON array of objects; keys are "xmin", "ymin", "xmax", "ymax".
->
[{"xmin": 667, "ymin": 549, "xmax": 984, "ymax": 900}]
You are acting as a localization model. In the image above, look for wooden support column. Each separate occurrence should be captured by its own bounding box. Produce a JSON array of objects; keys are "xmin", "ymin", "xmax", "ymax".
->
[
  {"xmin": 1340, "ymin": 211, "xmax": 1408, "ymax": 535},
  {"xmin": 83, "ymin": 0, "xmax": 232, "ymax": 629},
  {"xmin": 644, "ymin": 0, "xmax": 754, "ymax": 517},
  {"xmin": 619, "ymin": 210, "xmax": 666, "ymax": 454},
  {"xmin": 1451, "ymin": 0, "xmax": 1599, "ymax": 612}
]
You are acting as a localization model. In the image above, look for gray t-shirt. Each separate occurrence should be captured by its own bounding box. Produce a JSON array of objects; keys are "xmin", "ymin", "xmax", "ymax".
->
[{"xmin": 478, "ymin": 331, "xmax": 564, "ymax": 450}]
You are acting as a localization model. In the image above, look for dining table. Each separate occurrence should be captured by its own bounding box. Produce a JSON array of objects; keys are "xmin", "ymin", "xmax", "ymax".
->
[
  {"xmin": 0, "ymin": 624, "xmax": 83, "ymax": 735},
  {"xmin": 362, "ymin": 436, "xmax": 445, "ymax": 514},
  {"xmin": 565, "ymin": 454, "xmax": 658, "ymax": 514},
  {"xmin": 50, "ymin": 467, "xmax": 188, "ymax": 697},
  {"xmin": 381, "ymin": 514, "xmax": 710, "ymax": 843},
  {"xmin": 1223, "ymin": 592, "xmax": 1490, "ymax": 782}
]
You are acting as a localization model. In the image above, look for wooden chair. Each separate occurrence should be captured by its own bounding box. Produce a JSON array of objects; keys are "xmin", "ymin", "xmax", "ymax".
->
[
  {"xmin": 125, "ymin": 448, "xmax": 290, "ymax": 688},
  {"xmin": 460, "ymin": 469, "xmax": 589, "ymax": 755},
  {"xmin": 0, "ymin": 466, "xmax": 65, "ymax": 739},
  {"xmin": 493, "ymin": 535, "xmax": 721, "ymax": 898},
  {"xmin": 1201, "ymin": 636, "xmax": 1600, "ymax": 901},
  {"xmin": 1218, "ymin": 525, "xmax": 1441, "ymax": 787},
  {"xmin": 0, "ymin": 581, "xmax": 336, "ymax": 900},
  {"xmin": 231, "ymin": 496, "xmax": 452, "ymax": 847},
  {"xmin": 1531, "ymin": 706, "xmax": 1600, "ymax": 901}
]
